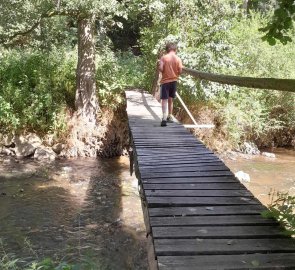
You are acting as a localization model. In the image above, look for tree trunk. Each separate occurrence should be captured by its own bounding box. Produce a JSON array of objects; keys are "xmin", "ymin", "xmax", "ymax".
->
[
  {"xmin": 75, "ymin": 16, "xmax": 99, "ymax": 123},
  {"xmin": 183, "ymin": 67, "xmax": 295, "ymax": 93},
  {"xmin": 243, "ymin": 0, "xmax": 250, "ymax": 15}
]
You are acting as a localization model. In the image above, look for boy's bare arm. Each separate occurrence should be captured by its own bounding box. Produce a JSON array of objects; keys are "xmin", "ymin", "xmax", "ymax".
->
[
  {"xmin": 178, "ymin": 59, "xmax": 183, "ymax": 75},
  {"xmin": 158, "ymin": 58, "xmax": 164, "ymax": 72}
]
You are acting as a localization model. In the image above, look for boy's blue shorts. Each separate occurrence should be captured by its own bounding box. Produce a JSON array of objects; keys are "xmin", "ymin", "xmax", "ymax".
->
[{"xmin": 160, "ymin": 81, "xmax": 177, "ymax": 99}]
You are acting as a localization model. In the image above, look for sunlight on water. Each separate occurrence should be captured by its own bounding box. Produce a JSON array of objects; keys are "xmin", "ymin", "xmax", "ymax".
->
[{"xmin": 224, "ymin": 148, "xmax": 295, "ymax": 205}]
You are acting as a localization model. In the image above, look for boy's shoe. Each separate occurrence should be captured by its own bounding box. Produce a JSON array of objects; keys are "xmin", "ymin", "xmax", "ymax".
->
[
  {"xmin": 167, "ymin": 115, "xmax": 174, "ymax": 123},
  {"xmin": 160, "ymin": 120, "xmax": 167, "ymax": 127}
]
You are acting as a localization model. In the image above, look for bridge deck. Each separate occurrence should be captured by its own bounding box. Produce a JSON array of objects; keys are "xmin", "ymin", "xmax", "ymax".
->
[{"xmin": 126, "ymin": 90, "xmax": 295, "ymax": 270}]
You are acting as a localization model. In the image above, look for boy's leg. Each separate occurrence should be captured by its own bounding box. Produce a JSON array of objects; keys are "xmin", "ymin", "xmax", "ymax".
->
[
  {"xmin": 162, "ymin": 99, "xmax": 168, "ymax": 120},
  {"xmin": 168, "ymin": 97, "xmax": 173, "ymax": 116},
  {"xmin": 160, "ymin": 84, "xmax": 168, "ymax": 126},
  {"xmin": 167, "ymin": 81, "xmax": 177, "ymax": 122}
]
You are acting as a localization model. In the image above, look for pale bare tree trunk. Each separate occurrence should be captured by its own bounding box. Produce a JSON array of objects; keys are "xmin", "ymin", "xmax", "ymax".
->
[
  {"xmin": 243, "ymin": 0, "xmax": 250, "ymax": 15},
  {"xmin": 75, "ymin": 16, "xmax": 99, "ymax": 123}
]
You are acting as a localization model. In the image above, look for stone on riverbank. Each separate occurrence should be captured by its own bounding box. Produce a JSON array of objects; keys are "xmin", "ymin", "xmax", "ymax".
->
[
  {"xmin": 240, "ymin": 142, "xmax": 260, "ymax": 155},
  {"xmin": 52, "ymin": 143, "xmax": 65, "ymax": 155},
  {"xmin": 262, "ymin": 152, "xmax": 276, "ymax": 158},
  {"xmin": 34, "ymin": 146, "xmax": 56, "ymax": 161},
  {"xmin": 14, "ymin": 133, "xmax": 42, "ymax": 157},
  {"xmin": 235, "ymin": 171, "xmax": 250, "ymax": 183}
]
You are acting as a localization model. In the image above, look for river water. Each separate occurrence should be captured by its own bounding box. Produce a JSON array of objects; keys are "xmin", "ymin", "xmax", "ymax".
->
[
  {"xmin": 0, "ymin": 148, "xmax": 294, "ymax": 269},
  {"xmin": 223, "ymin": 148, "xmax": 295, "ymax": 205},
  {"xmin": 0, "ymin": 156, "xmax": 147, "ymax": 269}
]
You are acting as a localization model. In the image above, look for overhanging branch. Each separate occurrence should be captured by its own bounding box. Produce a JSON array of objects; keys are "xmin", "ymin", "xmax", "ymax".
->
[
  {"xmin": 183, "ymin": 67, "xmax": 295, "ymax": 93},
  {"xmin": 0, "ymin": 9, "xmax": 79, "ymax": 44}
]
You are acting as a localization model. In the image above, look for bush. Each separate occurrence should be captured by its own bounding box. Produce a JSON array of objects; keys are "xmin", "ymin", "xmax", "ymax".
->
[
  {"xmin": 263, "ymin": 191, "xmax": 295, "ymax": 236},
  {"xmin": 96, "ymin": 48, "xmax": 145, "ymax": 109},
  {"xmin": 0, "ymin": 48, "xmax": 76, "ymax": 136}
]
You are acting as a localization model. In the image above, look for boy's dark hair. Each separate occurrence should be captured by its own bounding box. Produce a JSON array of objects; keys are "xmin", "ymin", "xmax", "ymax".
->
[{"xmin": 165, "ymin": 42, "xmax": 177, "ymax": 53}]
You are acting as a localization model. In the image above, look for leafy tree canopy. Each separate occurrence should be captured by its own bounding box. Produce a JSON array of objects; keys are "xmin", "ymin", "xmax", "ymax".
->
[
  {"xmin": 0, "ymin": 0, "xmax": 125, "ymax": 45},
  {"xmin": 260, "ymin": 0, "xmax": 295, "ymax": 45}
]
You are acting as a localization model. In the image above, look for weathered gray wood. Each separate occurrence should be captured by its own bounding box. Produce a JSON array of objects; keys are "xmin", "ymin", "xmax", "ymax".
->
[
  {"xmin": 154, "ymin": 238, "xmax": 295, "ymax": 256},
  {"xmin": 157, "ymin": 253, "xmax": 295, "ymax": 270},
  {"xmin": 152, "ymin": 226, "xmax": 285, "ymax": 239},
  {"xmin": 141, "ymin": 176, "xmax": 237, "ymax": 184},
  {"xmin": 148, "ymin": 205, "xmax": 266, "ymax": 217},
  {"xmin": 140, "ymin": 165, "xmax": 230, "ymax": 173},
  {"xmin": 140, "ymin": 159, "xmax": 221, "ymax": 167},
  {"xmin": 148, "ymin": 235, "xmax": 159, "ymax": 270},
  {"xmin": 183, "ymin": 67, "xmax": 295, "ymax": 93},
  {"xmin": 146, "ymin": 196, "xmax": 259, "ymax": 207},
  {"xmin": 143, "ymin": 183, "xmax": 243, "ymax": 190},
  {"xmin": 141, "ymin": 171, "xmax": 234, "ymax": 179},
  {"xmin": 150, "ymin": 215, "xmax": 276, "ymax": 227},
  {"xmin": 145, "ymin": 189, "xmax": 252, "ymax": 197}
]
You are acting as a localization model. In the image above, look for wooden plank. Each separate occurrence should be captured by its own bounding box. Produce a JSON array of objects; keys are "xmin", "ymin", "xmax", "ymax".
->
[
  {"xmin": 150, "ymin": 215, "xmax": 276, "ymax": 227},
  {"xmin": 139, "ymin": 159, "xmax": 222, "ymax": 166},
  {"xmin": 154, "ymin": 238, "xmax": 295, "ymax": 256},
  {"xmin": 135, "ymin": 149, "xmax": 215, "ymax": 155},
  {"xmin": 143, "ymin": 183, "xmax": 244, "ymax": 190},
  {"xmin": 157, "ymin": 253, "xmax": 295, "ymax": 270},
  {"xmin": 136, "ymin": 149, "xmax": 212, "ymax": 155},
  {"xmin": 141, "ymin": 176, "xmax": 238, "ymax": 184},
  {"xmin": 148, "ymin": 205, "xmax": 266, "ymax": 217},
  {"xmin": 147, "ymin": 235, "xmax": 159, "ymax": 270},
  {"xmin": 146, "ymin": 196, "xmax": 259, "ymax": 207},
  {"xmin": 141, "ymin": 171, "xmax": 234, "ymax": 179},
  {"xmin": 152, "ymin": 226, "xmax": 286, "ymax": 239},
  {"xmin": 145, "ymin": 189, "xmax": 252, "ymax": 197},
  {"xmin": 140, "ymin": 165, "xmax": 230, "ymax": 173},
  {"xmin": 137, "ymin": 155, "xmax": 218, "ymax": 162}
]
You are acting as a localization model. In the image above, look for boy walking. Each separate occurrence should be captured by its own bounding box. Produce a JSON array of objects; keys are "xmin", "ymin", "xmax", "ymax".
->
[{"xmin": 158, "ymin": 43, "xmax": 183, "ymax": 127}]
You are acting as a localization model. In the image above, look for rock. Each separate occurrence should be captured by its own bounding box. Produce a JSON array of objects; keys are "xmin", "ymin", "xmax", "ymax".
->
[
  {"xmin": 0, "ymin": 147, "xmax": 15, "ymax": 156},
  {"xmin": 240, "ymin": 142, "xmax": 260, "ymax": 155},
  {"xmin": 62, "ymin": 166, "xmax": 73, "ymax": 173},
  {"xmin": 14, "ymin": 133, "xmax": 42, "ymax": 157},
  {"xmin": 43, "ymin": 134, "xmax": 55, "ymax": 146},
  {"xmin": 262, "ymin": 152, "xmax": 276, "ymax": 158},
  {"xmin": 19, "ymin": 189, "xmax": 24, "ymax": 193},
  {"xmin": 52, "ymin": 143, "xmax": 65, "ymax": 154},
  {"xmin": 0, "ymin": 134, "xmax": 14, "ymax": 147},
  {"xmin": 34, "ymin": 146, "xmax": 56, "ymax": 161},
  {"xmin": 235, "ymin": 171, "xmax": 250, "ymax": 183}
]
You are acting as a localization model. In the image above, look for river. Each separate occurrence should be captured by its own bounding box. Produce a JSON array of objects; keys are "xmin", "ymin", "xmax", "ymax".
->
[
  {"xmin": 223, "ymin": 148, "xmax": 295, "ymax": 205},
  {"xmin": 0, "ymin": 156, "xmax": 147, "ymax": 269},
  {"xmin": 0, "ymin": 148, "xmax": 294, "ymax": 269}
]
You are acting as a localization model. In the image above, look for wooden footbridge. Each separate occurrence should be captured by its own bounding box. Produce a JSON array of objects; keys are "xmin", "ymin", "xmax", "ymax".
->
[{"xmin": 126, "ymin": 90, "xmax": 295, "ymax": 270}]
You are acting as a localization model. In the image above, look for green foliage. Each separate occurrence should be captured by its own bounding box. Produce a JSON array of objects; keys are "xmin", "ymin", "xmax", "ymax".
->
[
  {"xmin": 0, "ymin": 48, "xmax": 76, "ymax": 135},
  {"xmin": 138, "ymin": 1, "xmax": 295, "ymax": 148},
  {"xmin": 96, "ymin": 48, "xmax": 145, "ymax": 108},
  {"xmin": 260, "ymin": 0, "xmax": 295, "ymax": 45},
  {"xmin": 262, "ymin": 191, "xmax": 295, "ymax": 236},
  {"xmin": 0, "ymin": 46, "xmax": 144, "ymax": 133},
  {"xmin": 219, "ymin": 13, "xmax": 295, "ymax": 147}
]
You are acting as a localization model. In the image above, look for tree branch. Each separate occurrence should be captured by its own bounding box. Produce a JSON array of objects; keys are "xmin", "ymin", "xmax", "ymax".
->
[
  {"xmin": 0, "ymin": 9, "xmax": 79, "ymax": 44},
  {"xmin": 183, "ymin": 67, "xmax": 295, "ymax": 93}
]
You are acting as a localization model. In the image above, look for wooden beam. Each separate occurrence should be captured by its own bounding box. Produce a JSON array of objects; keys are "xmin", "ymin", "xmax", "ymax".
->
[{"xmin": 183, "ymin": 67, "xmax": 295, "ymax": 93}]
